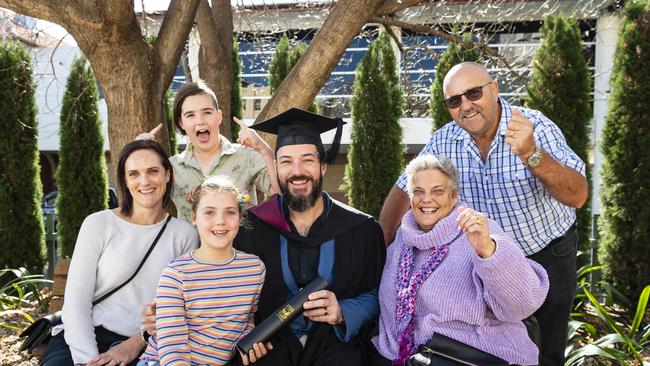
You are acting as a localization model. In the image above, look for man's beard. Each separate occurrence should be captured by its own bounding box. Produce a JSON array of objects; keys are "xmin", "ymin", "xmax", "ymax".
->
[{"xmin": 280, "ymin": 172, "xmax": 323, "ymax": 212}]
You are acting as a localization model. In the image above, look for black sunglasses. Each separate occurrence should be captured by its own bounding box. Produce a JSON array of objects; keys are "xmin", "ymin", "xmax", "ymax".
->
[{"xmin": 443, "ymin": 81, "xmax": 494, "ymax": 109}]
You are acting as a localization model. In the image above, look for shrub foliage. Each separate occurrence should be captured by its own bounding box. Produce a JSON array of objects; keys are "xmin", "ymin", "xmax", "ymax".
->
[
  {"xmin": 269, "ymin": 35, "xmax": 318, "ymax": 113},
  {"xmin": 344, "ymin": 32, "xmax": 404, "ymax": 217},
  {"xmin": 525, "ymin": 14, "xmax": 593, "ymax": 256},
  {"xmin": 0, "ymin": 42, "xmax": 45, "ymax": 274},
  {"xmin": 598, "ymin": 0, "xmax": 650, "ymax": 300},
  {"xmin": 56, "ymin": 57, "xmax": 108, "ymax": 258},
  {"xmin": 231, "ymin": 39, "xmax": 243, "ymax": 137},
  {"xmin": 430, "ymin": 34, "xmax": 480, "ymax": 131}
]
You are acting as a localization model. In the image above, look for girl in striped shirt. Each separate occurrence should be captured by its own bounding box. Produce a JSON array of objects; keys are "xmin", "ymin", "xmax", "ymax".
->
[{"xmin": 138, "ymin": 176, "xmax": 267, "ymax": 365}]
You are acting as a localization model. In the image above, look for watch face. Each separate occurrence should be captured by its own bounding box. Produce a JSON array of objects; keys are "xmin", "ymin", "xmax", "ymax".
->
[{"xmin": 528, "ymin": 148, "xmax": 541, "ymax": 167}]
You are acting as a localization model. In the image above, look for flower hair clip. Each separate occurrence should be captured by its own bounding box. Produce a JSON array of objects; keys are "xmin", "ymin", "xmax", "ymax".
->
[
  {"xmin": 240, "ymin": 191, "xmax": 251, "ymax": 211},
  {"xmin": 186, "ymin": 185, "xmax": 199, "ymax": 204}
]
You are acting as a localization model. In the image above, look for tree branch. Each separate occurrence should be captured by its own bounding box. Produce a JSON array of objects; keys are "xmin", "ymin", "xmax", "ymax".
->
[
  {"xmin": 258, "ymin": 0, "xmax": 386, "ymax": 127},
  {"xmin": 0, "ymin": 0, "xmax": 60, "ymax": 24},
  {"xmin": 370, "ymin": 16, "xmax": 525, "ymax": 79},
  {"xmin": 375, "ymin": 0, "xmax": 429, "ymax": 17},
  {"xmin": 154, "ymin": 0, "xmax": 201, "ymax": 95},
  {"xmin": 103, "ymin": 0, "xmax": 138, "ymax": 24},
  {"xmin": 383, "ymin": 23, "xmax": 405, "ymax": 53}
]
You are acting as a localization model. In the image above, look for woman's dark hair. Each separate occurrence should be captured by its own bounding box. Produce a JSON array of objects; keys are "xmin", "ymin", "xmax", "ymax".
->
[
  {"xmin": 172, "ymin": 81, "xmax": 219, "ymax": 135},
  {"xmin": 116, "ymin": 140, "xmax": 174, "ymax": 216}
]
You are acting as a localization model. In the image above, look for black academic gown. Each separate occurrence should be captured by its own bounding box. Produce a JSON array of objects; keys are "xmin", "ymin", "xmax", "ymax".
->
[{"xmin": 232, "ymin": 193, "xmax": 386, "ymax": 366}]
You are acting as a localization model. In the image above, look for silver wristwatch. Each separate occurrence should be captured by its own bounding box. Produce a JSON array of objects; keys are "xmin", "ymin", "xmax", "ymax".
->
[{"xmin": 527, "ymin": 145, "xmax": 542, "ymax": 168}]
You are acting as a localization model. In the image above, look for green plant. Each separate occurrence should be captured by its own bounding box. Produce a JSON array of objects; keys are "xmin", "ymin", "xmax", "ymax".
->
[
  {"xmin": 525, "ymin": 14, "xmax": 593, "ymax": 261},
  {"xmin": 344, "ymin": 31, "xmax": 404, "ymax": 217},
  {"xmin": 56, "ymin": 57, "xmax": 108, "ymax": 258},
  {"xmin": 430, "ymin": 30, "xmax": 480, "ymax": 131},
  {"xmin": 164, "ymin": 88, "xmax": 178, "ymax": 155},
  {"xmin": 598, "ymin": 0, "xmax": 650, "ymax": 302},
  {"xmin": 268, "ymin": 35, "xmax": 318, "ymax": 112},
  {"xmin": 231, "ymin": 39, "xmax": 243, "ymax": 137},
  {"xmin": 0, "ymin": 268, "xmax": 52, "ymax": 331},
  {"xmin": 0, "ymin": 41, "xmax": 45, "ymax": 274},
  {"xmin": 566, "ymin": 264, "xmax": 650, "ymax": 365},
  {"xmin": 269, "ymin": 35, "xmax": 291, "ymax": 94}
]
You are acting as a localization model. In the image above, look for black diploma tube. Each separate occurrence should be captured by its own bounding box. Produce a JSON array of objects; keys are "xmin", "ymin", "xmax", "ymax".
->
[{"xmin": 237, "ymin": 277, "xmax": 329, "ymax": 354}]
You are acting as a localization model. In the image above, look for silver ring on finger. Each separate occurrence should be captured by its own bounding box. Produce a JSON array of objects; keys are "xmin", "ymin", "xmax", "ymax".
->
[{"xmin": 324, "ymin": 307, "xmax": 328, "ymax": 315}]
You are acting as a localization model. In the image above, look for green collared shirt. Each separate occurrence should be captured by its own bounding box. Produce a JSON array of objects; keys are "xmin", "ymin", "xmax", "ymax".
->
[{"xmin": 170, "ymin": 135, "xmax": 271, "ymax": 222}]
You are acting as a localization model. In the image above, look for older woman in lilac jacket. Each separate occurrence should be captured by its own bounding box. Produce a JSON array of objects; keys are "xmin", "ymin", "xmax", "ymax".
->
[{"xmin": 372, "ymin": 154, "xmax": 549, "ymax": 366}]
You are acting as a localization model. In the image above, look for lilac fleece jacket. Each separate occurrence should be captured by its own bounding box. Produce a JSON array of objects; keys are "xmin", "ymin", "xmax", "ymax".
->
[{"xmin": 372, "ymin": 206, "xmax": 549, "ymax": 365}]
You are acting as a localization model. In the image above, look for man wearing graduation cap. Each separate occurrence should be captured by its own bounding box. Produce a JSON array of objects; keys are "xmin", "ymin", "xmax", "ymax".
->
[{"xmin": 233, "ymin": 108, "xmax": 386, "ymax": 366}]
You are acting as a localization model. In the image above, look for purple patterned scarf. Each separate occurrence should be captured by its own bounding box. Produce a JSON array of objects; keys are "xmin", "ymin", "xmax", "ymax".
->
[{"xmin": 393, "ymin": 211, "xmax": 462, "ymax": 366}]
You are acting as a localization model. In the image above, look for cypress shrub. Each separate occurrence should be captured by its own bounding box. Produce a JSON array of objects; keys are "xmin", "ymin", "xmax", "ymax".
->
[
  {"xmin": 525, "ymin": 15, "xmax": 593, "ymax": 258},
  {"xmin": 231, "ymin": 39, "xmax": 243, "ymax": 137},
  {"xmin": 269, "ymin": 35, "xmax": 291, "ymax": 94},
  {"xmin": 344, "ymin": 32, "xmax": 404, "ymax": 217},
  {"xmin": 0, "ymin": 42, "xmax": 45, "ymax": 274},
  {"xmin": 598, "ymin": 0, "xmax": 650, "ymax": 300},
  {"xmin": 430, "ymin": 34, "xmax": 480, "ymax": 131},
  {"xmin": 269, "ymin": 35, "xmax": 318, "ymax": 112},
  {"xmin": 56, "ymin": 57, "xmax": 108, "ymax": 258},
  {"xmin": 288, "ymin": 43, "xmax": 318, "ymax": 113},
  {"xmin": 164, "ymin": 88, "xmax": 178, "ymax": 155}
]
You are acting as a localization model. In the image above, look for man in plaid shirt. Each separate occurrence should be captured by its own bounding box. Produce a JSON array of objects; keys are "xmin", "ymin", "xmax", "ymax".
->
[{"xmin": 379, "ymin": 62, "xmax": 588, "ymax": 366}]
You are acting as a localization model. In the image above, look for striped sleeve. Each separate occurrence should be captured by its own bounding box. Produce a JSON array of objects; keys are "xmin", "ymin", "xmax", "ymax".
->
[{"xmin": 155, "ymin": 265, "xmax": 190, "ymax": 365}]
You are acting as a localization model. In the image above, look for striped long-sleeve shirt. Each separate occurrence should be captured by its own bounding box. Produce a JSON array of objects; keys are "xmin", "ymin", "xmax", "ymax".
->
[{"xmin": 141, "ymin": 250, "xmax": 265, "ymax": 365}]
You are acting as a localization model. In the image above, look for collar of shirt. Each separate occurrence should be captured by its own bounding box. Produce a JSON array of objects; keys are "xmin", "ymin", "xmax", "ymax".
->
[{"xmin": 177, "ymin": 135, "xmax": 239, "ymax": 172}]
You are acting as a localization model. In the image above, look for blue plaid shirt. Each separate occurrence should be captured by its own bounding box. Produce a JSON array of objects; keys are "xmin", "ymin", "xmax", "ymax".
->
[{"xmin": 396, "ymin": 98, "xmax": 585, "ymax": 255}]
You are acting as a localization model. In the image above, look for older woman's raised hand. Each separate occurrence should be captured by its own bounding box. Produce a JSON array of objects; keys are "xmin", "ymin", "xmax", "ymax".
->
[{"xmin": 457, "ymin": 206, "xmax": 496, "ymax": 258}]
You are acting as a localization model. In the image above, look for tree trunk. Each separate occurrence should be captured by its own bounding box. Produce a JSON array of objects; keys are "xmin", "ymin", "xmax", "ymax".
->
[
  {"xmin": 197, "ymin": 0, "xmax": 234, "ymax": 140},
  {"xmin": 95, "ymin": 53, "xmax": 168, "ymax": 158},
  {"xmin": 76, "ymin": 41, "xmax": 168, "ymax": 158},
  {"xmin": 0, "ymin": 0, "xmax": 200, "ymax": 156}
]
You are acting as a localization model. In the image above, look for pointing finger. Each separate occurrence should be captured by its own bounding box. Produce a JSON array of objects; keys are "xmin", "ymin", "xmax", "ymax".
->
[
  {"xmin": 233, "ymin": 117, "xmax": 248, "ymax": 128},
  {"xmin": 149, "ymin": 123, "xmax": 164, "ymax": 136}
]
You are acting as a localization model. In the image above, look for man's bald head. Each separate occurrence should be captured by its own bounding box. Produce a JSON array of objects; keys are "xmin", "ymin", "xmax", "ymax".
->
[
  {"xmin": 440, "ymin": 61, "xmax": 501, "ymax": 140},
  {"xmin": 442, "ymin": 62, "xmax": 492, "ymax": 95}
]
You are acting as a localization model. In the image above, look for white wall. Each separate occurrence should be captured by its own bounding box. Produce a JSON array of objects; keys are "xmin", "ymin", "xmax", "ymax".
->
[
  {"xmin": 591, "ymin": 13, "xmax": 620, "ymax": 215},
  {"xmin": 30, "ymin": 44, "xmax": 109, "ymax": 151}
]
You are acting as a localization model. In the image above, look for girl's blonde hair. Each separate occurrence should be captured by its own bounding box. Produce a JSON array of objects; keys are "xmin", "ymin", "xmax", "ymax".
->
[{"xmin": 190, "ymin": 175, "xmax": 244, "ymax": 215}]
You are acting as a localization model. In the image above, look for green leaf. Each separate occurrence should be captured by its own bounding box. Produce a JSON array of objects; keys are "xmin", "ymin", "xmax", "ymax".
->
[
  {"xmin": 583, "ymin": 287, "xmax": 642, "ymax": 362},
  {"xmin": 565, "ymin": 344, "xmax": 630, "ymax": 366},
  {"xmin": 629, "ymin": 285, "xmax": 650, "ymax": 338},
  {"xmin": 577, "ymin": 265, "xmax": 603, "ymax": 279},
  {"xmin": 567, "ymin": 319, "xmax": 597, "ymax": 339}
]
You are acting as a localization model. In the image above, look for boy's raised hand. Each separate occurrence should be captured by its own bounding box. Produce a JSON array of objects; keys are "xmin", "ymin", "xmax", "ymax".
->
[
  {"xmin": 235, "ymin": 117, "xmax": 266, "ymax": 152},
  {"xmin": 135, "ymin": 123, "xmax": 164, "ymax": 141}
]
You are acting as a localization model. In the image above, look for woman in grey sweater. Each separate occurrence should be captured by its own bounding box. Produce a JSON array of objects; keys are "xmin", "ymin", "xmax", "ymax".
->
[{"xmin": 41, "ymin": 140, "xmax": 198, "ymax": 366}]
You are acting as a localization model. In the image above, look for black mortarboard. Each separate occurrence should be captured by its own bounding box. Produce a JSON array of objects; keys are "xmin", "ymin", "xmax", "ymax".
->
[{"xmin": 250, "ymin": 108, "xmax": 345, "ymax": 165}]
